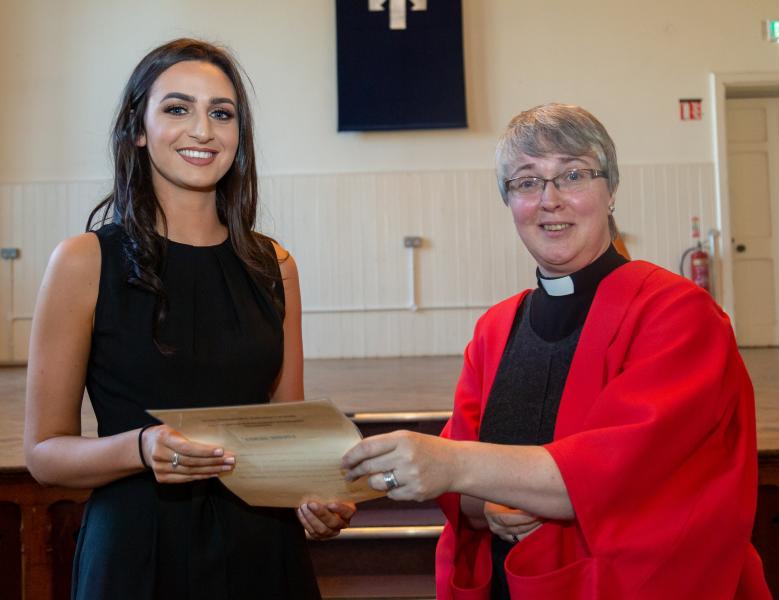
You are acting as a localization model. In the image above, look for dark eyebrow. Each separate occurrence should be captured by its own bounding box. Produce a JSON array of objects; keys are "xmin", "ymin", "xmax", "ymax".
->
[
  {"xmin": 160, "ymin": 92, "xmax": 236, "ymax": 107},
  {"xmin": 210, "ymin": 97, "xmax": 236, "ymax": 107},
  {"xmin": 161, "ymin": 92, "xmax": 195, "ymax": 103}
]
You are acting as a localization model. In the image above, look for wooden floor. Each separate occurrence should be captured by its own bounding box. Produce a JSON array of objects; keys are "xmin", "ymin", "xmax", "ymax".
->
[
  {"xmin": 1, "ymin": 347, "xmax": 778, "ymax": 459},
  {"xmin": 741, "ymin": 348, "xmax": 779, "ymax": 451},
  {"xmin": 1, "ymin": 349, "xmax": 777, "ymax": 600},
  {"xmin": 305, "ymin": 356, "xmax": 461, "ymax": 413},
  {"xmin": 308, "ymin": 348, "xmax": 779, "ymax": 449}
]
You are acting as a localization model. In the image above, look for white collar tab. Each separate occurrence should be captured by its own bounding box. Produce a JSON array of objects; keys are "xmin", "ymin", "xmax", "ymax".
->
[{"xmin": 538, "ymin": 275, "xmax": 574, "ymax": 296}]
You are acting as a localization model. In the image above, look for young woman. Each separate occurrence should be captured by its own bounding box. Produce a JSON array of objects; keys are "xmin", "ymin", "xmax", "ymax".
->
[{"xmin": 24, "ymin": 38, "xmax": 352, "ymax": 599}]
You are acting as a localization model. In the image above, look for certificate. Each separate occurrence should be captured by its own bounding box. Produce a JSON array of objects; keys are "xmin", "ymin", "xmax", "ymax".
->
[{"xmin": 149, "ymin": 400, "xmax": 384, "ymax": 507}]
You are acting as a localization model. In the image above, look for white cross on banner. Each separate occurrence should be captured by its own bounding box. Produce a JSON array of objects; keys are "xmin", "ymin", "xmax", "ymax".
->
[{"xmin": 368, "ymin": 0, "xmax": 428, "ymax": 30}]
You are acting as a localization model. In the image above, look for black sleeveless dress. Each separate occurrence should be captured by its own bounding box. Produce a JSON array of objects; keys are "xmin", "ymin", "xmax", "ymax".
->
[{"xmin": 71, "ymin": 223, "xmax": 320, "ymax": 600}]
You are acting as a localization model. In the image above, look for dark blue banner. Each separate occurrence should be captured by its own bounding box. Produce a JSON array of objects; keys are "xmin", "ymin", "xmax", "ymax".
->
[{"xmin": 336, "ymin": 0, "xmax": 467, "ymax": 131}]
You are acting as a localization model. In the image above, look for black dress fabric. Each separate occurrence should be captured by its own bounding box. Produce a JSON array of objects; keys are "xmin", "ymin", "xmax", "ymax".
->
[
  {"xmin": 71, "ymin": 223, "xmax": 320, "ymax": 600},
  {"xmin": 478, "ymin": 244, "xmax": 628, "ymax": 600}
]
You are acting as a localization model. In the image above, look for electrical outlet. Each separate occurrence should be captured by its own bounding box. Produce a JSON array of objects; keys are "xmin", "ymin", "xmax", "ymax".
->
[
  {"xmin": 403, "ymin": 236, "xmax": 423, "ymax": 248},
  {"xmin": 1, "ymin": 248, "xmax": 20, "ymax": 260}
]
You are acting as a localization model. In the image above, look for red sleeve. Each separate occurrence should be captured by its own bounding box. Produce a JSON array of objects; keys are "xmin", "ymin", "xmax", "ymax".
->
[{"xmin": 545, "ymin": 275, "xmax": 763, "ymax": 597}]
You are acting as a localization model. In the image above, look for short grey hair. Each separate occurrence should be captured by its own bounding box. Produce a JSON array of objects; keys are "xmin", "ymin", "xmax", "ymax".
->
[{"xmin": 495, "ymin": 103, "xmax": 620, "ymax": 206}]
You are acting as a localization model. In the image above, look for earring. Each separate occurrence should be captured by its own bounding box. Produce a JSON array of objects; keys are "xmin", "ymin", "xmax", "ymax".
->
[{"xmin": 608, "ymin": 204, "xmax": 615, "ymax": 214}]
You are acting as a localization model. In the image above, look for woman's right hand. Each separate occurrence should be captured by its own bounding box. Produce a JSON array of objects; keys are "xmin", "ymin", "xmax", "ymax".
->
[
  {"xmin": 140, "ymin": 425, "xmax": 236, "ymax": 483},
  {"xmin": 484, "ymin": 501, "xmax": 543, "ymax": 544}
]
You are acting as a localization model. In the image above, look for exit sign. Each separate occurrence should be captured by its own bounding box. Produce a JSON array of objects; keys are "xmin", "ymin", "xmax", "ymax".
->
[{"xmin": 765, "ymin": 20, "xmax": 779, "ymax": 42}]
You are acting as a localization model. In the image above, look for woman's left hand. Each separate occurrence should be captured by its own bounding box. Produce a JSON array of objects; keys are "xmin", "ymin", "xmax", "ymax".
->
[
  {"xmin": 483, "ymin": 501, "xmax": 543, "ymax": 543},
  {"xmin": 297, "ymin": 501, "xmax": 356, "ymax": 540}
]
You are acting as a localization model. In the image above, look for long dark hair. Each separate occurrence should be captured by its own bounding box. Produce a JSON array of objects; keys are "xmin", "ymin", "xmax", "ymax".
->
[{"xmin": 88, "ymin": 38, "xmax": 278, "ymax": 350}]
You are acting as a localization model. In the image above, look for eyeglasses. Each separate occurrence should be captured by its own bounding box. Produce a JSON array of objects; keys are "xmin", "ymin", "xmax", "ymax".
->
[{"xmin": 504, "ymin": 168, "xmax": 608, "ymax": 198}]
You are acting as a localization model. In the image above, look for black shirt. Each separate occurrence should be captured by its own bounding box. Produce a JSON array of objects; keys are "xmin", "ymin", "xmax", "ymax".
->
[{"xmin": 478, "ymin": 244, "xmax": 628, "ymax": 599}]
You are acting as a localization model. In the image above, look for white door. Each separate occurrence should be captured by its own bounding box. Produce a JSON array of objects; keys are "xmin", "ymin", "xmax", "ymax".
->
[{"xmin": 726, "ymin": 98, "xmax": 779, "ymax": 346}]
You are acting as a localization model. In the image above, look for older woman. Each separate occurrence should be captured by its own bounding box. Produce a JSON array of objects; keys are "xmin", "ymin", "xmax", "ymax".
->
[{"xmin": 343, "ymin": 104, "xmax": 770, "ymax": 599}]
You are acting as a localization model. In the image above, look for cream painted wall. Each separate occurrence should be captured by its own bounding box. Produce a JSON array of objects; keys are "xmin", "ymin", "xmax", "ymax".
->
[
  {"xmin": 2, "ymin": 0, "xmax": 779, "ymax": 183},
  {"xmin": 1, "ymin": 0, "xmax": 778, "ymax": 361}
]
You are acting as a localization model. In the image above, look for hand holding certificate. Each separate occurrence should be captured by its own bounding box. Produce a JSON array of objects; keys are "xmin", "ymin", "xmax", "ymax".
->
[{"xmin": 149, "ymin": 400, "xmax": 384, "ymax": 507}]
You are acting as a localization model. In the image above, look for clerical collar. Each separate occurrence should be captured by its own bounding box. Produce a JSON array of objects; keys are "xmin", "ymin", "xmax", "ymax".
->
[
  {"xmin": 536, "ymin": 245, "xmax": 627, "ymax": 297},
  {"xmin": 538, "ymin": 274, "xmax": 574, "ymax": 296}
]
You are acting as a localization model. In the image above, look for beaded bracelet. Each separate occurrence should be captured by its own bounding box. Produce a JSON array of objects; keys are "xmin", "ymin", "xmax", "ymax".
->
[{"xmin": 138, "ymin": 424, "xmax": 156, "ymax": 470}]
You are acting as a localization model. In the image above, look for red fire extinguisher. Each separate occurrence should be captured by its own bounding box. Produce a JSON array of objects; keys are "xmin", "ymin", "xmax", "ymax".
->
[{"xmin": 680, "ymin": 217, "xmax": 710, "ymax": 292}]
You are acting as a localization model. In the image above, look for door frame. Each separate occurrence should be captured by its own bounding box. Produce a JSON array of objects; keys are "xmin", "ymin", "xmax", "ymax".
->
[{"xmin": 710, "ymin": 71, "xmax": 779, "ymax": 331}]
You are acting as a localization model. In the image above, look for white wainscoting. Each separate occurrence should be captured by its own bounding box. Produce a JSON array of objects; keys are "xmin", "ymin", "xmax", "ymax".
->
[
  {"xmin": 0, "ymin": 164, "xmax": 716, "ymax": 362},
  {"xmin": 0, "ymin": 181, "xmax": 111, "ymax": 363}
]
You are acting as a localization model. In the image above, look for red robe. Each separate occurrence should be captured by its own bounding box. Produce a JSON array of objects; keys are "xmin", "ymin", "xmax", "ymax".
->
[{"xmin": 436, "ymin": 261, "xmax": 770, "ymax": 599}]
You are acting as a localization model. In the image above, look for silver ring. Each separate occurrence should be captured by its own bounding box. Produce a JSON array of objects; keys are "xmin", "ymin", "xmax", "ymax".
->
[
  {"xmin": 511, "ymin": 534, "xmax": 519, "ymax": 544},
  {"xmin": 172, "ymin": 452, "xmax": 179, "ymax": 469},
  {"xmin": 383, "ymin": 470, "xmax": 400, "ymax": 491}
]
